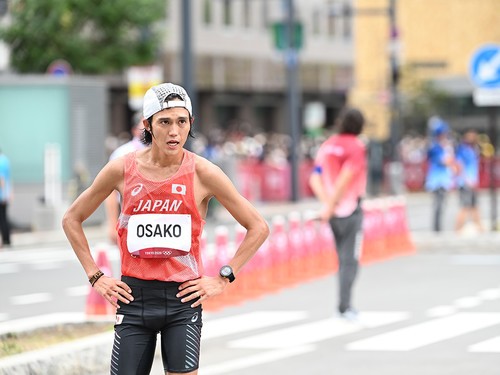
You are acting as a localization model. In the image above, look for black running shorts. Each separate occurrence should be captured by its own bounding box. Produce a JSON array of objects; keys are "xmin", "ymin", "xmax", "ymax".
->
[
  {"xmin": 111, "ymin": 276, "xmax": 203, "ymax": 375},
  {"xmin": 459, "ymin": 186, "xmax": 477, "ymax": 208}
]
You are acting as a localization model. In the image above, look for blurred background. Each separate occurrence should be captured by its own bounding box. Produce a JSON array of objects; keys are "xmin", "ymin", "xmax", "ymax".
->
[
  {"xmin": 0, "ymin": 0, "xmax": 499, "ymax": 231},
  {"xmin": 1, "ymin": 2, "xmax": 500, "ymax": 374}
]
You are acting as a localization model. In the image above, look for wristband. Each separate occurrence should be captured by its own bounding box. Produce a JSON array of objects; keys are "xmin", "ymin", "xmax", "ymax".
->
[{"xmin": 89, "ymin": 270, "xmax": 104, "ymax": 287}]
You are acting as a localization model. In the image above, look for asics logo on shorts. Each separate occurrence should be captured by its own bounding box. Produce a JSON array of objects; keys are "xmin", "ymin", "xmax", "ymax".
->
[{"xmin": 191, "ymin": 312, "xmax": 199, "ymax": 323}]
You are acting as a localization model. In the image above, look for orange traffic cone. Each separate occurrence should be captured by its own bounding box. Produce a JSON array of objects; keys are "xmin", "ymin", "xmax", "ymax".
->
[
  {"xmin": 203, "ymin": 226, "xmax": 234, "ymax": 311},
  {"xmin": 86, "ymin": 246, "xmax": 114, "ymax": 316}
]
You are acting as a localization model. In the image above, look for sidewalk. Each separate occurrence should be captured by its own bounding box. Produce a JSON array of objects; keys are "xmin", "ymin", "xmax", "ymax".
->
[
  {"xmin": 6, "ymin": 191, "xmax": 500, "ymax": 251},
  {"xmin": 7, "ymin": 198, "xmax": 324, "ymax": 249},
  {"xmin": 404, "ymin": 190, "xmax": 500, "ymax": 254}
]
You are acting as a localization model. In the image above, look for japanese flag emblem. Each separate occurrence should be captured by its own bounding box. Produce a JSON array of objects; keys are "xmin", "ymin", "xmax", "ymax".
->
[{"xmin": 172, "ymin": 184, "xmax": 186, "ymax": 195}]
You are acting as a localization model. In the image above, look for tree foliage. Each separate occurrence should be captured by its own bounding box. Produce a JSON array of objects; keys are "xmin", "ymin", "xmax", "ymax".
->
[
  {"xmin": 0, "ymin": 0, "xmax": 166, "ymax": 74},
  {"xmin": 399, "ymin": 66, "xmax": 453, "ymax": 135}
]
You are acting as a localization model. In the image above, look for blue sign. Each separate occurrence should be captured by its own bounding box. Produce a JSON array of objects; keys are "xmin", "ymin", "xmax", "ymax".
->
[
  {"xmin": 469, "ymin": 44, "xmax": 500, "ymax": 88},
  {"xmin": 47, "ymin": 59, "xmax": 72, "ymax": 77}
]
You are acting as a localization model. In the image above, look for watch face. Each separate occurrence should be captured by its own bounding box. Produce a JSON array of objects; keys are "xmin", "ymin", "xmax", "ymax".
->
[{"xmin": 220, "ymin": 266, "xmax": 232, "ymax": 277}]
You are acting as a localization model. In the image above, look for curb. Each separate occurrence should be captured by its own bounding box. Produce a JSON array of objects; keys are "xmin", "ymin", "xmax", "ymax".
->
[
  {"xmin": 0, "ymin": 332, "xmax": 113, "ymax": 375},
  {"xmin": 0, "ymin": 314, "xmax": 115, "ymax": 375}
]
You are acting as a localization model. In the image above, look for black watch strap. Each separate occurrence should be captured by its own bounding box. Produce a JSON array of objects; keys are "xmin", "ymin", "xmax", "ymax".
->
[{"xmin": 219, "ymin": 265, "xmax": 235, "ymax": 283}]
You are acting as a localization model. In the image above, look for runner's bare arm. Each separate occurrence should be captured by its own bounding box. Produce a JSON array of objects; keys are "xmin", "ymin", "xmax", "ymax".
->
[
  {"xmin": 178, "ymin": 157, "xmax": 269, "ymax": 307},
  {"xmin": 62, "ymin": 158, "xmax": 133, "ymax": 307}
]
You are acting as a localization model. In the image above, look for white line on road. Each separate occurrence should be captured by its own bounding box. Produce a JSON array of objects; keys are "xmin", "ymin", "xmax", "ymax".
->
[
  {"xmin": 228, "ymin": 311, "xmax": 409, "ymax": 349},
  {"xmin": 426, "ymin": 287, "xmax": 499, "ymax": 317},
  {"xmin": 65, "ymin": 285, "xmax": 89, "ymax": 297},
  {"xmin": 477, "ymin": 288, "xmax": 500, "ymax": 300},
  {"xmin": 0, "ymin": 248, "xmax": 76, "ymax": 263},
  {"xmin": 425, "ymin": 305, "xmax": 457, "ymax": 318},
  {"xmin": 0, "ymin": 263, "xmax": 20, "ymax": 274},
  {"xmin": 203, "ymin": 311, "xmax": 308, "ymax": 340},
  {"xmin": 201, "ymin": 345, "xmax": 316, "ymax": 375},
  {"xmin": 468, "ymin": 336, "xmax": 500, "ymax": 353},
  {"xmin": 0, "ymin": 312, "xmax": 113, "ymax": 335},
  {"xmin": 451, "ymin": 255, "xmax": 500, "ymax": 265},
  {"xmin": 346, "ymin": 312, "xmax": 500, "ymax": 351},
  {"xmin": 454, "ymin": 296, "xmax": 481, "ymax": 309},
  {"xmin": 29, "ymin": 261, "xmax": 63, "ymax": 271},
  {"xmin": 10, "ymin": 292, "xmax": 52, "ymax": 305}
]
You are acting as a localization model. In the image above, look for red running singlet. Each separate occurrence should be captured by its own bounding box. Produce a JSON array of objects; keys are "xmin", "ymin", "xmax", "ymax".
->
[{"xmin": 116, "ymin": 150, "xmax": 205, "ymax": 282}]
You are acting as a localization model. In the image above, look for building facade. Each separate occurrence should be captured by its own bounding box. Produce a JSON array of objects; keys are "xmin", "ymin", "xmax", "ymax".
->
[
  {"xmin": 351, "ymin": 0, "xmax": 500, "ymax": 139},
  {"xmin": 159, "ymin": 0, "xmax": 355, "ymax": 136}
]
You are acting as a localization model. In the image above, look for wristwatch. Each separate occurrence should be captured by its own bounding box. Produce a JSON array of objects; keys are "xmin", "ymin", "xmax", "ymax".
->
[{"xmin": 219, "ymin": 265, "xmax": 235, "ymax": 283}]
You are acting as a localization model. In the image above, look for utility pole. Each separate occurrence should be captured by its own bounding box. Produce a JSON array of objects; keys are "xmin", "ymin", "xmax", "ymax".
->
[
  {"xmin": 181, "ymin": 0, "xmax": 196, "ymax": 150},
  {"xmin": 284, "ymin": 0, "xmax": 301, "ymax": 202},
  {"xmin": 388, "ymin": 0, "xmax": 399, "ymax": 161},
  {"xmin": 0, "ymin": 0, "xmax": 7, "ymax": 16},
  {"xmin": 488, "ymin": 107, "xmax": 498, "ymax": 231},
  {"xmin": 387, "ymin": 0, "xmax": 404, "ymax": 194},
  {"xmin": 331, "ymin": 1, "xmax": 403, "ymax": 195}
]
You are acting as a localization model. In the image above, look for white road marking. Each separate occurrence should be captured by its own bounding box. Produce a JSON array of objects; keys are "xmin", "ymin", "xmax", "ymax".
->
[
  {"xmin": 451, "ymin": 255, "xmax": 500, "ymax": 265},
  {"xmin": 30, "ymin": 261, "xmax": 63, "ymax": 271},
  {"xmin": 0, "ymin": 248, "xmax": 76, "ymax": 263},
  {"xmin": 10, "ymin": 292, "xmax": 52, "ymax": 305},
  {"xmin": 477, "ymin": 288, "xmax": 500, "ymax": 300},
  {"xmin": 468, "ymin": 336, "xmax": 500, "ymax": 353},
  {"xmin": 0, "ymin": 246, "xmax": 120, "ymax": 264},
  {"xmin": 228, "ymin": 311, "xmax": 409, "ymax": 349},
  {"xmin": 427, "ymin": 287, "xmax": 499, "ymax": 317},
  {"xmin": 0, "ymin": 312, "xmax": 114, "ymax": 335},
  {"xmin": 454, "ymin": 296, "xmax": 481, "ymax": 309},
  {"xmin": 203, "ymin": 311, "xmax": 308, "ymax": 340},
  {"xmin": 201, "ymin": 345, "xmax": 315, "ymax": 375},
  {"xmin": 346, "ymin": 312, "xmax": 500, "ymax": 351},
  {"xmin": 0, "ymin": 263, "xmax": 20, "ymax": 274},
  {"xmin": 425, "ymin": 305, "xmax": 457, "ymax": 318},
  {"xmin": 65, "ymin": 285, "xmax": 89, "ymax": 297}
]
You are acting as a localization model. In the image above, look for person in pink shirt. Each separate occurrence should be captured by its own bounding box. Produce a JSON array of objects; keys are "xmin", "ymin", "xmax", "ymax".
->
[{"xmin": 309, "ymin": 107, "xmax": 367, "ymax": 320}]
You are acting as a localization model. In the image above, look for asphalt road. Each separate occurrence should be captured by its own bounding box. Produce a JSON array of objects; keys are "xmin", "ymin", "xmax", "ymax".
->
[
  {"xmin": 1, "ymin": 190, "xmax": 499, "ymax": 374},
  {"xmin": 183, "ymin": 250, "xmax": 500, "ymax": 375}
]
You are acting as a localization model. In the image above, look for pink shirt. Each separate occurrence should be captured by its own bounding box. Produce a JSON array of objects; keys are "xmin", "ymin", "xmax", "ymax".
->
[{"xmin": 314, "ymin": 134, "xmax": 367, "ymax": 217}]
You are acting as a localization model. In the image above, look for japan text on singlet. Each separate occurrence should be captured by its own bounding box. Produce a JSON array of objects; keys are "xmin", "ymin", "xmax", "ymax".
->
[{"xmin": 116, "ymin": 150, "xmax": 205, "ymax": 282}]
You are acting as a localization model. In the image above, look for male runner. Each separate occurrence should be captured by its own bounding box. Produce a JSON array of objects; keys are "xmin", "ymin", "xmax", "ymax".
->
[{"xmin": 63, "ymin": 82, "xmax": 269, "ymax": 375}]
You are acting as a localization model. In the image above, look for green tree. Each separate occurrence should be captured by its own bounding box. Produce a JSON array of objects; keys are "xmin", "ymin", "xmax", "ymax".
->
[
  {"xmin": 0, "ymin": 0, "xmax": 166, "ymax": 74},
  {"xmin": 399, "ymin": 66, "xmax": 454, "ymax": 135}
]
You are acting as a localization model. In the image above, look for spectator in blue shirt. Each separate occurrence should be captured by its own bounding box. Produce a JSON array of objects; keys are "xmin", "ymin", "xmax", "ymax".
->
[
  {"xmin": 425, "ymin": 118, "xmax": 457, "ymax": 232},
  {"xmin": 454, "ymin": 129, "xmax": 484, "ymax": 233}
]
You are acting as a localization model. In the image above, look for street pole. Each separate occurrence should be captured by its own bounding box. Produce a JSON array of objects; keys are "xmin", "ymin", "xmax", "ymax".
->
[
  {"xmin": 181, "ymin": 0, "xmax": 195, "ymax": 150},
  {"xmin": 389, "ymin": 0, "xmax": 399, "ymax": 160},
  {"xmin": 284, "ymin": 0, "xmax": 301, "ymax": 202},
  {"xmin": 387, "ymin": 0, "xmax": 404, "ymax": 195},
  {"xmin": 488, "ymin": 107, "xmax": 498, "ymax": 231}
]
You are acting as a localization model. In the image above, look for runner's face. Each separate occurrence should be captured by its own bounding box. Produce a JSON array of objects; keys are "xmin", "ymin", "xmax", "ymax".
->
[{"xmin": 150, "ymin": 107, "xmax": 191, "ymax": 153}]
